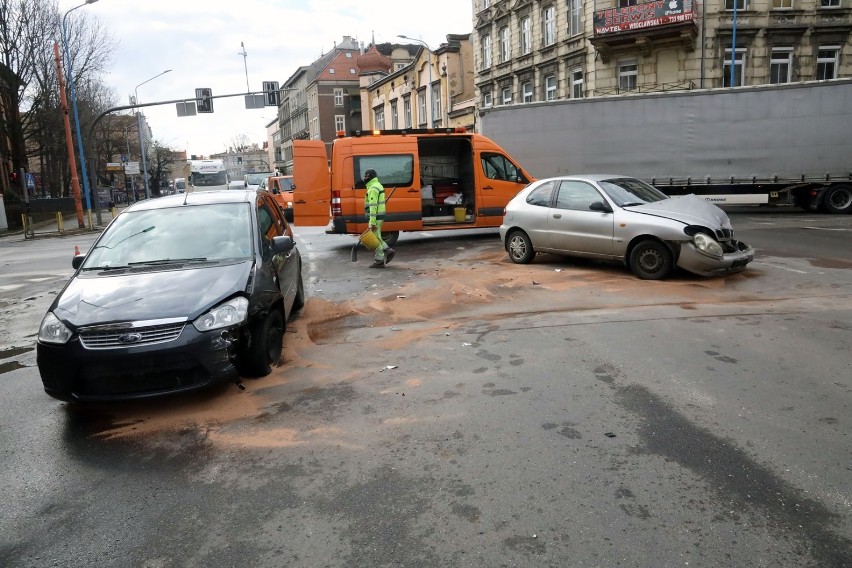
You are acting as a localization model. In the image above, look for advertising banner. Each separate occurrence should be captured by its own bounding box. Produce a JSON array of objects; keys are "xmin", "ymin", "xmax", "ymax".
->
[{"xmin": 594, "ymin": 0, "xmax": 695, "ymax": 35}]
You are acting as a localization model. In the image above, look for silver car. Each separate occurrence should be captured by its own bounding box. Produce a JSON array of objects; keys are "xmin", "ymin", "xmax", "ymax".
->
[{"xmin": 499, "ymin": 175, "xmax": 754, "ymax": 279}]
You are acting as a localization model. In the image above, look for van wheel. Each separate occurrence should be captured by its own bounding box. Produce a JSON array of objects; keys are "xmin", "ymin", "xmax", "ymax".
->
[
  {"xmin": 382, "ymin": 231, "xmax": 399, "ymax": 247},
  {"xmin": 238, "ymin": 309, "xmax": 284, "ymax": 377},
  {"xmin": 629, "ymin": 239, "xmax": 673, "ymax": 280},
  {"xmin": 823, "ymin": 184, "xmax": 852, "ymax": 214},
  {"xmin": 507, "ymin": 230, "xmax": 535, "ymax": 264}
]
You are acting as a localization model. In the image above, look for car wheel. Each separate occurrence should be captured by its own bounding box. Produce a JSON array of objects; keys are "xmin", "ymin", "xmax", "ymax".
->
[
  {"xmin": 292, "ymin": 266, "xmax": 305, "ymax": 311},
  {"xmin": 382, "ymin": 231, "xmax": 399, "ymax": 247},
  {"xmin": 629, "ymin": 239, "xmax": 673, "ymax": 280},
  {"xmin": 238, "ymin": 309, "xmax": 284, "ymax": 377},
  {"xmin": 823, "ymin": 184, "xmax": 852, "ymax": 214},
  {"xmin": 506, "ymin": 230, "xmax": 535, "ymax": 264}
]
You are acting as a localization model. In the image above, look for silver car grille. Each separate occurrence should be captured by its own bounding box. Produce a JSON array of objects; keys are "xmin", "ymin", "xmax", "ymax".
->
[
  {"xmin": 79, "ymin": 320, "xmax": 186, "ymax": 349},
  {"xmin": 715, "ymin": 228, "xmax": 734, "ymax": 241}
]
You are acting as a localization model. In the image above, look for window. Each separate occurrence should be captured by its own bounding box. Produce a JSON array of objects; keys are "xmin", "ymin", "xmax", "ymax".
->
[
  {"xmin": 418, "ymin": 92, "xmax": 427, "ymax": 125},
  {"xmin": 619, "ymin": 0, "xmax": 638, "ymax": 5},
  {"xmin": 482, "ymin": 35, "xmax": 492, "ymax": 69},
  {"xmin": 769, "ymin": 48, "xmax": 793, "ymax": 83},
  {"xmin": 432, "ymin": 85, "xmax": 441, "ymax": 119},
  {"xmin": 618, "ymin": 61, "xmax": 637, "ymax": 91},
  {"xmin": 569, "ymin": 0, "xmax": 582, "ymax": 36},
  {"xmin": 481, "ymin": 153, "xmax": 523, "ymax": 181},
  {"xmin": 500, "ymin": 26, "xmax": 510, "ymax": 62},
  {"xmin": 821, "ymin": 0, "xmax": 840, "ymax": 7},
  {"xmin": 571, "ymin": 69, "xmax": 584, "ymax": 98},
  {"xmin": 483, "ymin": 89, "xmax": 493, "ymax": 107},
  {"xmin": 544, "ymin": 6, "xmax": 556, "ymax": 46},
  {"xmin": 816, "ymin": 46, "xmax": 839, "ymax": 80},
  {"xmin": 501, "ymin": 87, "xmax": 512, "ymax": 105},
  {"xmin": 526, "ymin": 181, "xmax": 558, "ymax": 206},
  {"xmin": 328, "ymin": 68, "xmax": 335, "ymax": 74},
  {"xmin": 334, "ymin": 89, "xmax": 343, "ymax": 106},
  {"xmin": 335, "ymin": 115, "xmax": 345, "ymax": 132},
  {"xmin": 725, "ymin": 0, "xmax": 748, "ymax": 9},
  {"xmin": 353, "ymin": 154, "xmax": 414, "ymax": 188},
  {"xmin": 555, "ymin": 181, "xmax": 605, "ymax": 211},
  {"xmin": 521, "ymin": 17, "xmax": 532, "ymax": 55},
  {"xmin": 545, "ymin": 75, "xmax": 557, "ymax": 100},
  {"xmin": 350, "ymin": 68, "xmax": 357, "ymax": 74},
  {"xmin": 772, "ymin": 0, "xmax": 793, "ymax": 7},
  {"xmin": 483, "ymin": 0, "xmax": 490, "ymax": 7},
  {"xmin": 522, "ymin": 82, "xmax": 533, "ymax": 103},
  {"xmin": 723, "ymin": 48, "xmax": 746, "ymax": 87},
  {"xmin": 403, "ymin": 98, "xmax": 412, "ymax": 128},
  {"xmin": 374, "ymin": 107, "xmax": 385, "ymax": 130},
  {"xmin": 395, "ymin": 62, "xmax": 407, "ymax": 71},
  {"xmin": 391, "ymin": 102, "xmax": 399, "ymax": 129}
]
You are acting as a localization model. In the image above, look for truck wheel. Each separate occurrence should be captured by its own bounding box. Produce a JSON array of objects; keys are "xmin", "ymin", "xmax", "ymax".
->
[
  {"xmin": 629, "ymin": 239, "xmax": 673, "ymax": 280},
  {"xmin": 238, "ymin": 309, "xmax": 284, "ymax": 377},
  {"xmin": 382, "ymin": 231, "xmax": 399, "ymax": 247},
  {"xmin": 506, "ymin": 230, "xmax": 535, "ymax": 264},
  {"xmin": 823, "ymin": 184, "xmax": 852, "ymax": 214}
]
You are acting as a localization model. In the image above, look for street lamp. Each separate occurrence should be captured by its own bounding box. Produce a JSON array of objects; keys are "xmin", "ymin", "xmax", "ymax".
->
[
  {"xmin": 61, "ymin": 0, "xmax": 99, "ymax": 223},
  {"xmin": 134, "ymin": 69, "xmax": 172, "ymax": 199},
  {"xmin": 398, "ymin": 35, "xmax": 433, "ymax": 128}
]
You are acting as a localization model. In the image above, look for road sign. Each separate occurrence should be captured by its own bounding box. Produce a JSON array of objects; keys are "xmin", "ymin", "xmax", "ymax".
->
[
  {"xmin": 106, "ymin": 162, "xmax": 124, "ymax": 172},
  {"xmin": 26, "ymin": 173, "xmax": 36, "ymax": 189},
  {"xmin": 124, "ymin": 162, "xmax": 140, "ymax": 175},
  {"xmin": 244, "ymin": 94, "xmax": 266, "ymax": 109},
  {"xmin": 176, "ymin": 101, "xmax": 197, "ymax": 117},
  {"xmin": 195, "ymin": 88, "xmax": 213, "ymax": 113},
  {"xmin": 262, "ymin": 81, "xmax": 280, "ymax": 106}
]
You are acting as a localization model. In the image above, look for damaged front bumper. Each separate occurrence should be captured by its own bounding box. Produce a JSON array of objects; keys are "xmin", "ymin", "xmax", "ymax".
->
[{"xmin": 677, "ymin": 240, "xmax": 754, "ymax": 276}]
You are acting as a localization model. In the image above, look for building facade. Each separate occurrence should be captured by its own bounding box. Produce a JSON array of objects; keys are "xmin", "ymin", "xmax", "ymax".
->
[
  {"xmin": 471, "ymin": 0, "xmax": 851, "ymax": 113},
  {"xmin": 360, "ymin": 36, "xmax": 477, "ymax": 133}
]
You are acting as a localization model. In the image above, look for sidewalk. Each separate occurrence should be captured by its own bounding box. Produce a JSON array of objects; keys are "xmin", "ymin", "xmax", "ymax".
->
[{"xmin": 0, "ymin": 207, "xmax": 123, "ymax": 243}]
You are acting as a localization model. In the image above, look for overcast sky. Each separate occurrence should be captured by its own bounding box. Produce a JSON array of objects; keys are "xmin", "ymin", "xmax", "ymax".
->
[{"xmin": 64, "ymin": 0, "xmax": 474, "ymax": 157}]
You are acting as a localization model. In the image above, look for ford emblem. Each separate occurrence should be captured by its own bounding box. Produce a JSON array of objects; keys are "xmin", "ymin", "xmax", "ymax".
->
[{"xmin": 118, "ymin": 333, "xmax": 143, "ymax": 344}]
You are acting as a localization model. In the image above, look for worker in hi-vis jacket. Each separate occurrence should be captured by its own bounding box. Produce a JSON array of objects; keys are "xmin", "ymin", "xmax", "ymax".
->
[{"xmin": 363, "ymin": 169, "xmax": 395, "ymax": 268}]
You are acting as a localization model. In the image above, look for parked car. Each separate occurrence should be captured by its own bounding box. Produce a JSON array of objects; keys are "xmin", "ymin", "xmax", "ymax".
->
[
  {"xmin": 499, "ymin": 175, "xmax": 754, "ymax": 279},
  {"xmin": 228, "ymin": 179, "xmax": 246, "ymax": 190},
  {"xmin": 36, "ymin": 189, "xmax": 305, "ymax": 402}
]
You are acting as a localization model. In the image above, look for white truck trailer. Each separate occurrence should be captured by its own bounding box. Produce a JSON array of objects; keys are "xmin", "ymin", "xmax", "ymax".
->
[{"xmin": 478, "ymin": 79, "xmax": 852, "ymax": 214}]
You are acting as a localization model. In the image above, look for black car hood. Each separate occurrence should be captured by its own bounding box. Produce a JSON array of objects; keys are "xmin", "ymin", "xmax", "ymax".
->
[
  {"xmin": 54, "ymin": 261, "xmax": 253, "ymax": 328},
  {"xmin": 629, "ymin": 194, "xmax": 733, "ymax": 229}
]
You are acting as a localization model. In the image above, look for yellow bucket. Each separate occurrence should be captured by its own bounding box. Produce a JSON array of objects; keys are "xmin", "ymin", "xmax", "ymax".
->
[
  {"xmin": 454, "ymin": 207, "xmax": 467, "ymax": 222},
  {"xmin": 359, "ymin": 229, "xmax": 381, "ymax": 251}
]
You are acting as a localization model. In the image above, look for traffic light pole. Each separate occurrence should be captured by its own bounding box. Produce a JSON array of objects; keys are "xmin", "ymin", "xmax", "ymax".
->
[{"xmin": 86, "ymin": 89, "xmax": 290, "ymax": 225}]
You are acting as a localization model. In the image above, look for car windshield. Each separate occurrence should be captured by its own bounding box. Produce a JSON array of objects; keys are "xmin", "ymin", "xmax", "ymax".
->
[
  {"xmin": 244, "ymin": 173, "xmax": 273, "ymax": 186},
  {"xmin": 83, "ymin": 202, "xmax": 253, "ymax": 269},
  {"xmin": 193, "ymin": 172, "xmax": 228, "ymax": 187},
  {"xmin": 598, "ymin": 178, "xmax": 669, "ymax": 207}
]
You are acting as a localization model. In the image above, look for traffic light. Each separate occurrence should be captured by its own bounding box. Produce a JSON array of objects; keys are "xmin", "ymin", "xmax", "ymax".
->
[
  {"xmin": 195, "ymin": 88, "xmax": 213, "ymax": 113},
  {"xmin": 262, "ymin": 81, "xmax": 280, "ymax": 106}
]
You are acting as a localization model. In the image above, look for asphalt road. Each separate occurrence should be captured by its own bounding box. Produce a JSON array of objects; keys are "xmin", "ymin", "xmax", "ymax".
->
[{"xmin": 1, "ymin": 209, "xmax": 850, "ymax": 567}]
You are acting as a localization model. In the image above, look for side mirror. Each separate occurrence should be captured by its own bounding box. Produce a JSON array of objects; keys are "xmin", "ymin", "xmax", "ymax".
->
[
  {"xmin": 589, "ymin": 201, "xmax": 612, "ymax": 213},
  {"xmin": 72, "ymin": 255, "xmax": 85, "ymax": 269},
  {"xmin": 271, "ymin": 235, "xmax": 295, "ymax": 254}
]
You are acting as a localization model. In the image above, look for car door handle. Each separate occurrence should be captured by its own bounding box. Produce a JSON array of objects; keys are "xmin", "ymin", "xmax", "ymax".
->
[
  {"xmin": 553, "ymin": 213, "xmax": 562, "ymax": 219},
  {"xmin": 483, "ymin": 186, "xmax": 494, "ymax": 190},
  {"xmin": 408, "ymin": 189, "xmax": 419, "ymax": 193}
]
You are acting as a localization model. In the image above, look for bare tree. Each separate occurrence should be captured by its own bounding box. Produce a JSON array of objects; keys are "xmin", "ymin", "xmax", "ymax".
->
[
  {"xmin": 229, "ymin": 133, "xmax": 253, "ymax": 153},
  {"xmin": 147, "ymin": 140, "xmax": 182, "ymax": 197}
]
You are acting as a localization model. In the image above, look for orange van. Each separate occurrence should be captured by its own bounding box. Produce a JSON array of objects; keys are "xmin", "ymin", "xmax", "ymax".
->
[
  {"xmin": 292, "ymin": 128, "xmax": 534, "ymax": 245},
  {"xmin": 264, "ymin": 175, "xmax": 295, "ymax": 221}
]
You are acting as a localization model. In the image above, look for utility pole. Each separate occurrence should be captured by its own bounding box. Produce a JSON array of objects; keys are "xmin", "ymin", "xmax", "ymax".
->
[
  {"xmin": 239, "ymin": 42, "xmax": 250, "ymax": 93},
  {"xmin": 52, "ymin": 42, "xmax": 87, "ymax": 229}
]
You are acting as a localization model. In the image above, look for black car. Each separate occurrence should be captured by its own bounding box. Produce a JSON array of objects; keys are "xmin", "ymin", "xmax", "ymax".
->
[{"xmin": 36, "ymin": 190, "xmax": 304, "ymax": 402}]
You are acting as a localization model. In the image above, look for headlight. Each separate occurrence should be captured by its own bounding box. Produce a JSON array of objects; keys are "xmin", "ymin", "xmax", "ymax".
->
[
  {"xmin": 38, "ymin": 312, "xmax": 73, "ymax": 344},
  {"xmin": 693, "ymin": 233, "xmax": 723, "ymax": 257},
  {"xmin": 193, "ymin": 297, "xmax": 249, "ymax": 332}
]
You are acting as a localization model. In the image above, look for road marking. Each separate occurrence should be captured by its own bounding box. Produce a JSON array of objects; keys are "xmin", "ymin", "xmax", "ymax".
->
[{"xmin": 802, "ymin": 226, "xmax": 849, "ymax": 232}]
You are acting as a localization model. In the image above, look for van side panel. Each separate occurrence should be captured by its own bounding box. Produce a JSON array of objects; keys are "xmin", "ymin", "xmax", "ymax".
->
[
  {"xmin": 293, "ymin": 140, "xmax": 332, "ymax": 226},
  {"xmin": 473, "ymin": 135, "xmax": 533, "ymax": 225}
]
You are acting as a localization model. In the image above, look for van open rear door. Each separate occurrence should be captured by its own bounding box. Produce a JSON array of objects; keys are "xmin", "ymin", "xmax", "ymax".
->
[{"xmin": 293, "ymin": 140, "xmax": 331, "ymax": 226}]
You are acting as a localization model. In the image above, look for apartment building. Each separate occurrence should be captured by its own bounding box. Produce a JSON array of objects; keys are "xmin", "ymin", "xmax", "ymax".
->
[
  {"xmin": 360, "ymin": 35, "xmax": 477, "ymax": 132},
  {"xmin": 471, "ymin": 0, "xmax": 851, "ymax": 108},
  {"xmin": 276, "ymin": 37, "xmax": 362, "ymax": 174}
]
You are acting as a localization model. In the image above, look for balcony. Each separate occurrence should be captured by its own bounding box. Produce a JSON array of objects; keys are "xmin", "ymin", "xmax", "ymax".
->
[{"xmin": 591, "ymin": 0, "xmax": 700, "ymax": 62}]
